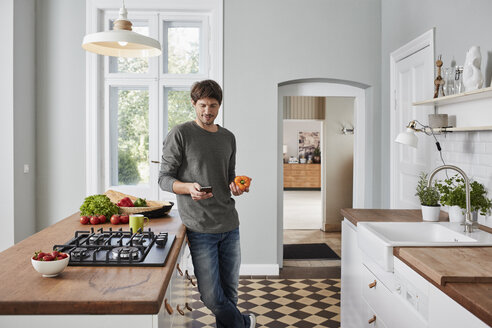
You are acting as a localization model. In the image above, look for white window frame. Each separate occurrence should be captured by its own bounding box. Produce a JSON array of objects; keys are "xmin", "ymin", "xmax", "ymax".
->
[
  {"xmin": 104, "ymin": 80, "xmax": 158, "ymax": 199},
  {"xmin": 85, "ymin": 0, "xmax": 223, "ymax": 196}
]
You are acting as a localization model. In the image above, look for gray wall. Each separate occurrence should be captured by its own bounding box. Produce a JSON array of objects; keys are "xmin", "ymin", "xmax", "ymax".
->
[
  {"xmin": 380, "ymin": 0, "xmax": 492, "ymax": 207},
  {"xmin": 0, "ymin": 0, "xmax": 15, "ymax": 252},
  {"xmin": 224, "ymin": 0, "xmax": 381, "ymax": 265},
  {"xmin": 14, "ymin": 0, "xmax": 36, "ymax": 244},
  {"xmin": 323, "ymin": 97, "xmax": 354, "ymax": 230},
  {"xmin": 0, "ymin": 0, "xmax": 36, "ymax": 252},
  {"xmin": 36, "ymin": 0, "xmax": 86, "ymax": 229}
]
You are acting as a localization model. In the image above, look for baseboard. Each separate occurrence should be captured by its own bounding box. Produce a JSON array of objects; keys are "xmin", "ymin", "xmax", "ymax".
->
[
  {"xmin": 323, "ymin": 223, "xmax": 341, "ymax": 232},
  {"xmin": 240, "ymin": 264, "xmax": 280, "ymax": 276}
]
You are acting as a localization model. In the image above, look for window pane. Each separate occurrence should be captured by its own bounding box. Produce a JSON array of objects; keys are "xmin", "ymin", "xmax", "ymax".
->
[
  {"xmin": 109, "ymin": 20, "xmax": 150, "ymax": 74},
  {"xmin": 167, "ymin": 89, "xmax": 195, "ymax": 131},
  {"xmin": 110, "ymin": 87, "xmax": 150, "ymax": 185},
  {"xmin": 165, "ymin": 22, "xmax": 201, "ymax": 74}
]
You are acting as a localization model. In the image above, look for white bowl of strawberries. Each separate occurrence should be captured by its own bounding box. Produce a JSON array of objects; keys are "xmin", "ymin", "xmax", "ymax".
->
[{"xmin": 31, "ymin": 251, "xmax": 70, "ymax": 277}]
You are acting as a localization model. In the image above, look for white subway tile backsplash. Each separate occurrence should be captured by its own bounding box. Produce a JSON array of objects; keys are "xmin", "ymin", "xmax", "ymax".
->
[{"xmin": 433, "ymin": 131, "xmax": 492, "ymax": 229}]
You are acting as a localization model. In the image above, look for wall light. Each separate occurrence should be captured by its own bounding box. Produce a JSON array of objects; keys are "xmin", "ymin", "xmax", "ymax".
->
[
  {"xmin": 395, "ymin": 121, "xmax": 419, "ymax": 148},
  {"xmin": 395, "ymin": 120, "xmax": 447, "ymax": 165},
  {"xmin": 82, "ymin": 3, "xmax": 162, "ymax": 58}
]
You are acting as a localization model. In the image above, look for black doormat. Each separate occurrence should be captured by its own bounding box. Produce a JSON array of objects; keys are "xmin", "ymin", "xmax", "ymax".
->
[{"xmin": 283, "ymin": 243, "xmax": 340, "ymax": 260}]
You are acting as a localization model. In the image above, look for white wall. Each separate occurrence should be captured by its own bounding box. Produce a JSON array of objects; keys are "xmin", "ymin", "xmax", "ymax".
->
[
  {"xmin": 224, "ymin": 0, "xmax": 381, "ymax": 266},
  {"xmin": 0, "ymin": 0, "xmax": 15, "ymax": 252},
  {"xmin": 36, "ymin": 0, "xmax": 86, "ymax": 230},
  {"xmin": 283, "ymin": 120, "xmax": 322, "ymax": 160},
  {"xmin": 381, "ymin": 0, "xmax": 492, "ymax": 207}
]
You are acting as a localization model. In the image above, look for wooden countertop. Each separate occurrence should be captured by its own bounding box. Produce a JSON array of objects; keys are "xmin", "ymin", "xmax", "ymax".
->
[
  {"xmin": 395, "ymin": 247, "xmax": 492, "ymax": 326},
  {"xmin": 340, "ymin": 208, "xmax": 492, "ymax": 326},
  {"xmin": 340, "ymin": 208, "xmax": 449, "ymax": 226},
  {"xmin": 0, "ymin": 209, "xmax": 186, "ymax": 315}
]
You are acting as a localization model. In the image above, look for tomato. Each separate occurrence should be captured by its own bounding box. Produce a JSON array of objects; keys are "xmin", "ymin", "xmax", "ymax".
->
[
  {"xmin": 98, "ymin": 215, "xmax": 106, "ymax": 223},
  {"xmin": 110, "ymin": 214, "xmax": 120, "ymax": 225},
  {"xmin": 43, "ymin": 254, "xmax": 54, "ymax": 261},
  {"xmin": 37, "ymin": 252, "xmax": 47, "ymax": 260},
  {"xmin": 56, "ymin": 256, "xmax": 64, "ymax": 260},
  {"xmin": 80, "ymin": 216, "xmax": 90, "ymax": 225},
  {"xmin": 51, "ymin": 251, "xmax": 60, "ymax": 258},
  {"xmin": 59, "ymin": 253, "xmax": 68, "ymax": 259},
  {"xmin": 119, "ymin": 215, "xmax": 129, "ymax": 224},
  {"xmin": 90, "ymin": 216, "xmax": 100, "ymax": 225}
]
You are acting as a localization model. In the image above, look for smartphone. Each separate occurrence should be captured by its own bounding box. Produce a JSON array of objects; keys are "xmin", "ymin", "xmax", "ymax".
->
[{"xmin": 199, "ymin": 186, "xmax": 213, "ymax": 193}]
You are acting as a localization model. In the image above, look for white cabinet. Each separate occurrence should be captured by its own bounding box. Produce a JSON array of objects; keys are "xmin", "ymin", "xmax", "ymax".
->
[
  {"xmin": 429, "ymin": 284, "xmax": 488, "ymax": 328},
  {"xmin": 341, "ymin": 217, "xmax": 488, "ymax": 328},
  {"xmin": 341, "ymin": 219, "xmax": 365, "ymax": 327}
]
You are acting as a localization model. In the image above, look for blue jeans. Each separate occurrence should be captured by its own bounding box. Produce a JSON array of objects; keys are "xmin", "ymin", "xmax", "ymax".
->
[{"xmin": 186, "ymin": 227, "xmax": 250, "ymax": 328}]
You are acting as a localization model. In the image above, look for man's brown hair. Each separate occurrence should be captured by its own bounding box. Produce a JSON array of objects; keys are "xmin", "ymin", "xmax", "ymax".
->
[{"xmin": 190, "ymin": 80, "xmax": 223, "ymax": 105}]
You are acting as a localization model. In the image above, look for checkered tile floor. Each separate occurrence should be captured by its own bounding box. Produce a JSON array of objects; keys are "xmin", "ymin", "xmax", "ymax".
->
[{"xmin": 174, "ymin": 278, "xmax": 341, "ymax": 328}]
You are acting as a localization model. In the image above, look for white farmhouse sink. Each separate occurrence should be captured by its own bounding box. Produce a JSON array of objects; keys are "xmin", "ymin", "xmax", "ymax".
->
[{"xmin": 357, "ymin": 222, "xmax": 492, "ymax": 272}]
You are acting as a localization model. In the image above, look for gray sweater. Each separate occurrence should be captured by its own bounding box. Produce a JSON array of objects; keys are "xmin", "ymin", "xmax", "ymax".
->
[{"xmin": 158, "ymin": 121, "xmax": 239, "ymax": 233}]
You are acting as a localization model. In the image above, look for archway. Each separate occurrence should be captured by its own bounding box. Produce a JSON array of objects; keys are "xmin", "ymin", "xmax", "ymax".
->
[{"xmin": 276, "ymin": 78, "xmax": 374, "ymax": 267}]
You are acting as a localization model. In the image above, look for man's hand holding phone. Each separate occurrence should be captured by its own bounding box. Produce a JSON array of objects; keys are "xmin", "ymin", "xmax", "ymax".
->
[{"xmin": 189, "ymin": 183, "xmax": 213, "ymax": 201}]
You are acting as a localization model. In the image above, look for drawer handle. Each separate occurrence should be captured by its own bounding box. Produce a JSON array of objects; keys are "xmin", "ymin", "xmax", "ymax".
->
[
  {"xmin": 177, "ymin": 304, "xmax": 185, "ymax": 316},
  {"xmin": 185, "ymin": 302, "xmax": 192, "ymax": 311},
  {"xmin": 368, "ymin": 280, "xmax": 377, "ymax": 288},
  {"xmin": 368, "ymin": 315, "xmax": 376, "ymax": 324},
  {"xmin": 185, "ymin": 270, "xmax": 196, "ymax": 286},
  {"xmin": 164, "ymin": 298, "xmax": 173, "ymax": 315},
  {"xmin": 176, "ymin": 263, "xmax": 183, "ymax": 276}
]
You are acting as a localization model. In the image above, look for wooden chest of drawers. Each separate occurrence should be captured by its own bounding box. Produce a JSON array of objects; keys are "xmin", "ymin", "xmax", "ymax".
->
[{"xmin": 283, "ymin": 163, "xmax": 321, "ymax": 188}]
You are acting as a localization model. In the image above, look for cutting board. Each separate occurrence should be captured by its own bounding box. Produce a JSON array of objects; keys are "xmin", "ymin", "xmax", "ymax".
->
[{"xmin": 395, "ymin": 247, "xmax": 492, "ymax": 286}]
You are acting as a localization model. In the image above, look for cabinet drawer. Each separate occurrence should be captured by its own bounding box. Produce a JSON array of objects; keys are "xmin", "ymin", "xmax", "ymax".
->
[
  {"xmin": 361, "ymin": 265, "xmax": 394, "ymax": 326},
  {"xmin": 365, "ymin": 301, "xmax": 389, "ymax": 328}
]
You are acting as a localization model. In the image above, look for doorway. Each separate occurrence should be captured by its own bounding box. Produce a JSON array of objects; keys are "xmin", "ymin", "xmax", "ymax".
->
[{"xmin": 277, "ymin": 79, "xmax": 373, "ymax": 268}]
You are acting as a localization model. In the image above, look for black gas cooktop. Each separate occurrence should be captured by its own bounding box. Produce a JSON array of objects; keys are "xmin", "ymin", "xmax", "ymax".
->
[{"xmin": 54, "ymin": 227, "xmax": 176, "ymax": 267}]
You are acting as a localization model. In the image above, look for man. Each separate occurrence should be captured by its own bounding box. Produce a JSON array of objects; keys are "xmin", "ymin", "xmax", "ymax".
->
[{"xmin": 158, "ymin": 80, "xmax": 255, "ymax": 328}]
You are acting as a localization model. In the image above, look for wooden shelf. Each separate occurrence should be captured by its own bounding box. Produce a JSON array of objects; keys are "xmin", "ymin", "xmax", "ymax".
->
[
  {"xmin": 424, "ymin": 126, "xmax": 492, "ymax": 133},
  {"xmin": 413, "ymin": 86, "xmax": 492, "ymax": 106}
]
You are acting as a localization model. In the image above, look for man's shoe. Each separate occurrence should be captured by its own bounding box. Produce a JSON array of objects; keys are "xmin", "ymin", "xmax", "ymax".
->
[{"xmin": 249, "ymin": 313, "xmax": 256, "ymax": 328}]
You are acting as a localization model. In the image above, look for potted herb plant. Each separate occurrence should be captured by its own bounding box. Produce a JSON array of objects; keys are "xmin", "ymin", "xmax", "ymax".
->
[
  {"xmin": 436, "ymin": 175, "xmax": 492, "ymax": 222},
  {"xmin": 415, "ymin": 172, "xmax": 441, "ymax": 221}
]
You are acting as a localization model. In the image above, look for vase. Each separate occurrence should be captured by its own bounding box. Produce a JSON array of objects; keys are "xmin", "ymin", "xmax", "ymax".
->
[
  {"xmin": 448, "ymin": 205, "xmax": 465, "ymax": 223},
  {"xmin": 421, "ymin": 205, "xmax": 440, "ymax": 222}
]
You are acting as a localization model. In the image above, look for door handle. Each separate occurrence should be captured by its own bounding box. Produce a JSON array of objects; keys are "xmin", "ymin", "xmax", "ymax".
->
[
  {"xmin": 368, "ymin": 315, "xmax": 376, "ymax": 324},
  {"xmin": 368, "ymin": 280, "xmax": 377, "ymax": 288}
]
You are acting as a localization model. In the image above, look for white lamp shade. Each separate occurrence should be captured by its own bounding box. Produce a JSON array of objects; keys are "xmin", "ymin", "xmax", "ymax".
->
[
  {"xmin": 395, "ymin": 128, "xmax": 418, "ymax": 148},
  {"xmin": 82, "ymin": 30, "xmax": 162, "ymax": 58}
]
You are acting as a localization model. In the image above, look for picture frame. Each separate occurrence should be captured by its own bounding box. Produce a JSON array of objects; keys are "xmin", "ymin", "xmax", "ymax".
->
[{"xmin": 298, "ymin": 131, "xmax": 320, "ymax": 159}]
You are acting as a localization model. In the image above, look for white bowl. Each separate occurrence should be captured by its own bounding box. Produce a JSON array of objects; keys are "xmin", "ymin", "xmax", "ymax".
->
[{"xmin": 31, "ymin": 255, "xmax": 70, "ymax": 277}]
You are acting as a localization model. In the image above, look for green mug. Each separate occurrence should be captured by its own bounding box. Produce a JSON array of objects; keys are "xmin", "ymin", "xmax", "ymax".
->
[{"xmin": 129, "ymin": 214, "xmax": 149, "ymax": 233}]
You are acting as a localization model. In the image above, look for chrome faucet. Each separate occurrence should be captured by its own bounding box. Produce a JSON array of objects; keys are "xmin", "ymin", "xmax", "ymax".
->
[{"xmin": 427, "ymin": 165, "xmax": 475, "ymax": 233}]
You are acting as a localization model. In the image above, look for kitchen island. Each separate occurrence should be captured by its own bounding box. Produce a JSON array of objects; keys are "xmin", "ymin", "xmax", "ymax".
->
[
  {"xmin": 341, "ymin": 208, "xmax": 492, "ymax": 328},
  {"xmin": 0, "ymin": 209, "xmax": 191, "ymax": 328}
]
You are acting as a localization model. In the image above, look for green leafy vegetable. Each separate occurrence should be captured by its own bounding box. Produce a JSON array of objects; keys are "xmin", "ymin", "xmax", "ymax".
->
[
  {"xmin": 133, "ymin": 198, "xmax": 148, "ymax": 207},
  {"xmin": 80, "ymin": 195, "xmax": 119, "ymax": 218}
]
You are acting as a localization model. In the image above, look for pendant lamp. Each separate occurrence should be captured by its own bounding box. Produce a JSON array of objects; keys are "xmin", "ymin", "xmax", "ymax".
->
[{"xmin": 82, "ymin": 3, "xmax": 162, "ymax": 58}]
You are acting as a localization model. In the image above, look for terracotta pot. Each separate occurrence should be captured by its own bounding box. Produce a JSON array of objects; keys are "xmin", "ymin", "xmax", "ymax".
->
[{"xmin": 313, "ymin": 156, "xmax": 321, "ymax": 163}]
